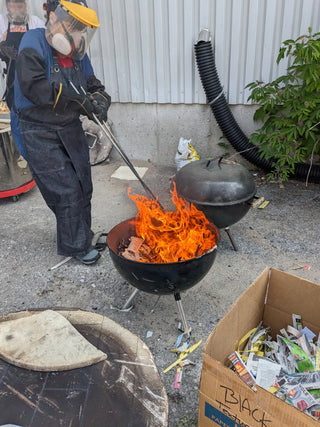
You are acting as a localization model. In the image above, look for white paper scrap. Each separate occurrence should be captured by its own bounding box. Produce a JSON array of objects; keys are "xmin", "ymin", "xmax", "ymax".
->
[
  {"xmin": 111, "ymin": 166, "xmax": 148, "ymax": 181},
  {"xmin": 285, "ymin": 384, "xmax": 316, "ymax": 411},
  {"xmin": 246, "ymin": 353, "xmax": 261, "ymax": 378},
  {"xmin": 301, "ymin": 327, "xmax": 316, "ymax": 342},
  {"xmin": 255, "ymin": 359, "xmax": 281, "ymax": 390}
]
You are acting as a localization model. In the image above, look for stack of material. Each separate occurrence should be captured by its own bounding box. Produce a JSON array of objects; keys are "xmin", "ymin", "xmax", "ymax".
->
[{"xmin": 0, "ymin": 310, "xmax": 107, "ymax": 371}]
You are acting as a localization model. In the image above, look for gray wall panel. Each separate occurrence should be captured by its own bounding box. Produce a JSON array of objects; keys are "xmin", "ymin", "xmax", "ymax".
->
[{"xmin": 2, "ymin": 0, "xmax": 320, "ymax": 106}]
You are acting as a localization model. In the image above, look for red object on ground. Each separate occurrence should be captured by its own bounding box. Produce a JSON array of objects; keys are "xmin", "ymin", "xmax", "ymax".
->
[{"xmin": 0, "ymin": 179, "xmax": 36, "ymax": 199}]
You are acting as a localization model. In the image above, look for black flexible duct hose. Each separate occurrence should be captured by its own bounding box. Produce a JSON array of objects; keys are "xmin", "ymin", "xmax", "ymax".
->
[{"xmin": 194, "ymin": 37, "xmax": 320, "ymax": 183}]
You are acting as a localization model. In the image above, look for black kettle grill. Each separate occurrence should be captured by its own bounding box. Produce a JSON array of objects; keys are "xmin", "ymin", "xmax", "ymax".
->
[
  {"xmin": 174, "ymin": 158, "xmax": 256, "ymax": 250},
  {"xmin": 107, "ymin": 217, "xmax": 219, "ymax": 333}
]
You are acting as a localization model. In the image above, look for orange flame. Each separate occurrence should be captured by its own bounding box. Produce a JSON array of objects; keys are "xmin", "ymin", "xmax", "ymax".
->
[{"xmin": 128, "ymin": 182, "xmax": 219, "ymax": 263}]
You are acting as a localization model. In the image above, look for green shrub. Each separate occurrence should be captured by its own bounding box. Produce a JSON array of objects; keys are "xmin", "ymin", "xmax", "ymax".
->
[{"xmin": 246, "ymin": 28, "xmax": 320, "ymax": 181}]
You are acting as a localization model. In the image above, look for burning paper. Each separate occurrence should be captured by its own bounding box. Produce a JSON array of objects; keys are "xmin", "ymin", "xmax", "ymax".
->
[{"xmin": 126, "ymin": 183, "xmax": 219, "ymax": 263}]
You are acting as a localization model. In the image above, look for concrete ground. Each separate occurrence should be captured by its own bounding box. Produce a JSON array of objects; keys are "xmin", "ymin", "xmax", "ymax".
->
[{"xmin": 0, "ymin": 155, "xmax": 319, "ymax": 427}]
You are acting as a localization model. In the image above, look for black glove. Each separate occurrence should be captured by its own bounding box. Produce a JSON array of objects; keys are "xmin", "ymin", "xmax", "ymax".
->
[
  {"xmin": 89, "ymin": 91, "xmax": 111, "ymax": 122},
  {"xmin": 57, "ymin": 85, "xmax": 95, "ymax": 119},
  {"xmin": 73, "ymin": 93, "xmax": 95, "ymax": 119},
  {"xmin": 0, "ymin": 41, "xmax": 18, "ymax": 62}
]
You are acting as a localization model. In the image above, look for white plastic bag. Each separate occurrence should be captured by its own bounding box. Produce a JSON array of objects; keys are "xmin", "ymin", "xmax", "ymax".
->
[{"xmin": 174, "ymin": 137, "xmax": 199, "ymax": 170}]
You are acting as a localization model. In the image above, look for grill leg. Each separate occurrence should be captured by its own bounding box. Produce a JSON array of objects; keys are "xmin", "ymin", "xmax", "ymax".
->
[
  {"xmin": 225, "ymin": 227, "xmax": 238, "ymax": 251},
  {"xmin": 174, "ymin": 292, "xmax": 191, "ymax": 336},
  {"xmin": 150, "ymin": 295, "xmax": 161, "ymax": 313},
  {"xmin": 121, "ymin": 288, "xmax": 139, "ymax": 311}
]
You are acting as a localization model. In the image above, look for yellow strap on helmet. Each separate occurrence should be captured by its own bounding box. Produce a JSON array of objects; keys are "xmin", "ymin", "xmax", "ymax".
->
[{"xmin": 60, "ymin": 0, "xmax": 100, "ymax": 28}]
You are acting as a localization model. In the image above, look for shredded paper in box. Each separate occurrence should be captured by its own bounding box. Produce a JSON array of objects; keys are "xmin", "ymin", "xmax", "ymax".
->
[{"xmin": 228, "ymin": 315, "xmax": 320, "ymax": 421}]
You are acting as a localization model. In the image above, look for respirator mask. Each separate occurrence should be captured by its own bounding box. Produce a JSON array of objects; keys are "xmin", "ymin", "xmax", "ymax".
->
[
  {"xmin": 6, "ymin": 0, "xmax": 29, "ymax": 25},
  {"xmin": 45, "ymin": 1, "xmax": 98, "ymax": 60},
  {"xmin": 50, "ymin": 24, "xmax": 88, "ymax": 59}
]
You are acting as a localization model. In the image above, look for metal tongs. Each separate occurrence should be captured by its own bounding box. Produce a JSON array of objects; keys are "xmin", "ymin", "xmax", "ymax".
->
[{"xmin": 69, "ymin": 82, "xmax": 160, "ymax": 203}]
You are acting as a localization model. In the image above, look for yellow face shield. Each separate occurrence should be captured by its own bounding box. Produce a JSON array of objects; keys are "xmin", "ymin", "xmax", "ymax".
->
[{"xmin": 45, "ymin": 0, "xmax": 99, "ymax": 60}]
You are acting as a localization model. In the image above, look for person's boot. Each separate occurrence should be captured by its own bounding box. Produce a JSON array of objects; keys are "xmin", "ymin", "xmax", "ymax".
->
[
  {"xmin": 76, "ymin": 248, "xmax": 101, "ymax": 265},
  {"xmin": 93, "ymin": 233, "xmax": 108, "ymax": 252}
]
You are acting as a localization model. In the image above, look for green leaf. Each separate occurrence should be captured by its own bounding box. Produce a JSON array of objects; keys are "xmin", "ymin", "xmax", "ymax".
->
[{"xmin": 246, "ymin": 28, "xmax": 320, "ymax": 180}]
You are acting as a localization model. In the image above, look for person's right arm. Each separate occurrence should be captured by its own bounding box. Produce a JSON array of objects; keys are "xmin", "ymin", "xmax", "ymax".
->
[
  {"xmin": 16, "ymin": 47, "xmax": 60, "ymax": 106},
  {"xmin": 17, "ymin": 45, "xmax": 94, "ymax": 117}
]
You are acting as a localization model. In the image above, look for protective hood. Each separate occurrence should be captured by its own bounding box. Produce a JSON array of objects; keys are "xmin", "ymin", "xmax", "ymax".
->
[{"xmin": 45, "ymin": 0, "xmax": 99, "ymax": 60}]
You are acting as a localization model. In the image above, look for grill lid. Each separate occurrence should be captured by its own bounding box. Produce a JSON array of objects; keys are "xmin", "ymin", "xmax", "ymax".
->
[{"xmin": 174, "ymin": 158, "xmax": 256, "ymax": 206}]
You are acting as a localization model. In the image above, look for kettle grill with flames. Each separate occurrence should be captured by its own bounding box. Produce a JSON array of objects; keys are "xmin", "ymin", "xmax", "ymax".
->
[{"xmin": 107, "ymin": 214, "xmax": 219, "ymax": 334}]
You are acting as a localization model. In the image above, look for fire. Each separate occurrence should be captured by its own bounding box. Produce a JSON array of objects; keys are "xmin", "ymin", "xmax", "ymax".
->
[{"xmin": 127, "ymin": 182, "xmax": 219, "ymax": 263}]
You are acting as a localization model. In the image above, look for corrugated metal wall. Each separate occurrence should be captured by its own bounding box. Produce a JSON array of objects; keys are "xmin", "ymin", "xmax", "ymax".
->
[{"xmin": 8, "ymin": 0, "xmax": 320, "ymax": 105}]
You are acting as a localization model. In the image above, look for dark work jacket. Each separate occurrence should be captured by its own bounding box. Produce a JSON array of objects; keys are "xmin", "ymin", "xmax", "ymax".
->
[{"xmin": 14, "ymin": 28, "xmax": 107, "ymax": 126}]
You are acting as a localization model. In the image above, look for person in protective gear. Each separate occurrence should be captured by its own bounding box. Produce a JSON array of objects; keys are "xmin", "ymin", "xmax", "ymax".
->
[
  {"xmin": 0, "ymin": 0, "xmax": 45, "ymax": 158},
  {"xmin": 14, "ymin": 0, "xmax": 111, "ymax": 265}
]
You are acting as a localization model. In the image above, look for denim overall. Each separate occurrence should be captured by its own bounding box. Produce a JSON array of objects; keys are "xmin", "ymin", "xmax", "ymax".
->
[{"xmin": 19, "ymin": 53, "xmax": 94, "ymax": 257}]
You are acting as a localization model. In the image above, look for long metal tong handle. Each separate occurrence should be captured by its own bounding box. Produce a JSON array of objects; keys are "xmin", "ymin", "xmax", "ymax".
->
[{"xmin": 69, "ymin": 81, "xmax": 159, "ymax": 202}]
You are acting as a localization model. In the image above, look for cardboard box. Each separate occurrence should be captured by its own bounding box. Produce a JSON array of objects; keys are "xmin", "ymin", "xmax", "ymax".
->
[{"xmin": 199, "ymin": 267, "xmax": 320, "ymax": 427}]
